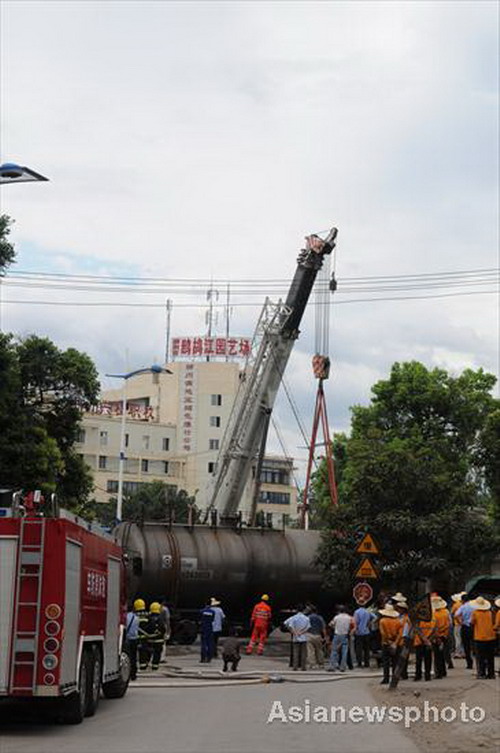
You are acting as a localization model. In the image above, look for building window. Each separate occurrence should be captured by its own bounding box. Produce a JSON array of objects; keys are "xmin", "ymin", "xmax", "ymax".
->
[
  {"xmin": 98, "ymin": 455, "xmax": 107, "ymax": 470},
  {"xmin": 142, "ymin": 435, "xmax": 150, "ymax": 450},
  {"xmin": 162, "ymin": 437, "xmax": 170, "ymax": 451},
  {"xmin": 208, "ymin": 461, "xmax": 218, "ymax": 474},
  {"xmin": 125, "ymin": 433, "xmax": 129, "ymax": 448},
  {"xmin": 211, "ymin": 394, "xmax": 222, "ymax": 406},
  {"xmin": 107, "ymin": 480, "xmax": 144, "ymax": 495},
  {"xmin": 99, "ymin": 430, "xmax": 108, "ymax": 446},
  {"xmin": 259, "ymin": 491, "xmax": 290, "ymax": 505},
  {"xmin": 76, "ymin": 429, "xmax": 86, "ymax": 443},
  {"xmin": 209, "ymin": 439, "xmax": 219, "ymax": 451},
  {"xmin": 164, "ymin": 461, "xmax": 169, "ymax": 475},
  {"xmin": 260, "ymin": 469, "xmax": 290, "ymax": 485},
  {"xmin": 141, "ymin": 459, "xmax": 149, "ymax": 473},
  {"xmin": 209, "ymin": 416, "xmax": 221, "ymax": 427}
]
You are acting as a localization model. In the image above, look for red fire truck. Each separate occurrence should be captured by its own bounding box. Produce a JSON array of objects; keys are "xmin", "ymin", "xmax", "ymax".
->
[{"xmin": 0, "ymin": 492, "xmax": 130, "ymax": 723}]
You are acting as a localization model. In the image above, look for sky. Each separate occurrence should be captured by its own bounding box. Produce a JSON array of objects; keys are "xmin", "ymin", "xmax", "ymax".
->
[{"xmin": 0, "ymin": 0, "xmax": 498, "ymax": 475}]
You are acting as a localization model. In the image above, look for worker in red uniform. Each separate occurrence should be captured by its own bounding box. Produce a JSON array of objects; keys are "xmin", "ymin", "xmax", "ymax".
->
[{"xmin": 246, "ymin": 594, "xmax": 272, "ymax": 655}]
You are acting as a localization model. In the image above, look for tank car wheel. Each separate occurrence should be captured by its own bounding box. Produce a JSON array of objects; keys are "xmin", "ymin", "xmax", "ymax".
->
[
  {"xmin": 102, "ymin": 649, "xmax": 131, "ymax": 699},
  {"xmin": 85, "ymin": 646, "xmax": 102, "ymax": 717},
  {"xmin": 59, "ymin": 649, "xmax": 89, "ymax": 724},
  {"xmin": 173, "ymin": 619, "xmax": 198, "ymax": 645}
]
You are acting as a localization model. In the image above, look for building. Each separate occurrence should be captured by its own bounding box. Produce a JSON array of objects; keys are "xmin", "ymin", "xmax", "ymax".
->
[{"xmin": 77, "ymin": 360, "xmax": 298, "ymax": 521}]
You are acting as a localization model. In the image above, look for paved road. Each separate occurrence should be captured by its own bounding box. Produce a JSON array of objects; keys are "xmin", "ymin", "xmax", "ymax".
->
[{"xmin": 0, "ymin": 663, "xmax": 419, "ymax": 753}]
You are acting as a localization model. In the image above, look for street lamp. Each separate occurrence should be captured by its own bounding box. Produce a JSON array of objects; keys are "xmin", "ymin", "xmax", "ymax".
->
[
  {"xmin": 0, "ymin": 162, "xmax": 49, "ymax": 184},
  {"xmin": 105, "ymin": 364, "xmax": 172, "ymax": 522}
]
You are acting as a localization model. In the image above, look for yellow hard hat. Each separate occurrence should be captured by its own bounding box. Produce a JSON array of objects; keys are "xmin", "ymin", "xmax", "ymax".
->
[
  {"xmin": 150, "ymin": 601, "xmax": 162, "ymax": 614},
  {"xmin": 261, "ymin": 594, "xmax": 270, "ymax": 601},
  {"xmin": 133, "ymin": 598, "xmax": 145, "ymax": 611}
]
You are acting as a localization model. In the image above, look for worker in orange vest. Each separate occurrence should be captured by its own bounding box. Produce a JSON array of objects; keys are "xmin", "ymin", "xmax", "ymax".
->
[
  {"xmin": 246, "ymin": 594, "xmax": 272, "ymax": 655},
  {"xmin": 378, "ymin": 604, "xmax": 402, "ymax": 685},
  {"xmin": 470, "ymin": 596, "xmax": 496, "ymax": 679},
  {"xmin": 431, "ymin": 596, "xmax": 451, "ymax": 678},
  {"xmin": 413, "ymin": 613, "xmax": 437, "ymax": 682}
]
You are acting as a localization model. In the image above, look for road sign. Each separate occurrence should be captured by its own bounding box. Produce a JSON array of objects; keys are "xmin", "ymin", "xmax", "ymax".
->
[
  {"xmin": 353, "ymin": 581, "xmax": 373, "ymax": 605},
  {"xmin": 355, "ymin": 533, "xmax": 380, "ymax": 555},
  {"xmin": 355, "ymin": 556, "xmax": 378, "ymax": 580}
]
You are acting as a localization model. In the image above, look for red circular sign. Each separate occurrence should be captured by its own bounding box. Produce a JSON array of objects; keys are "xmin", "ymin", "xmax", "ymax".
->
[{"xmin": 353, "ymin": 581, "xmax": 373, "ymax": 606}]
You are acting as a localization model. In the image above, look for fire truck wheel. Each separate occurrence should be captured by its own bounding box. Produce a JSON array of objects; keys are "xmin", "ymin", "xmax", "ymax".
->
[
  {"xmin": 59, "ymin": 650, "xmax": 89, "ymax": 724},
  {"xmin": 85, "ymin": 647, "xmax": 102, "ymax": 717},
  {"xmin": 102, "ymin": 650, "xmax": 131, "ymax": 699}
]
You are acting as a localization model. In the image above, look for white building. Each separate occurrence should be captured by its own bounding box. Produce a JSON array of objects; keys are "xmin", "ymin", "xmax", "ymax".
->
[{"xmin": 78, "ymin": 360, "xmax": 298, "ymax": 521}]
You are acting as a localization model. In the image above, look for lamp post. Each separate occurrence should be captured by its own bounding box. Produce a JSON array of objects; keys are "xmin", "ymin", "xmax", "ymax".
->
[
  {"xmin": 105, "ymin": 364, "xmax": 172, "ymax": 522},
  {"xmin": 0, "ymin": 162, "xmax": 49, "ymax": 184}
]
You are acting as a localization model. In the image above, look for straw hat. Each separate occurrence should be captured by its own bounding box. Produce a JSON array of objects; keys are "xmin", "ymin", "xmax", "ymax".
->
[
  {"xmin": 210, "ymin": 597, "xmax": 221, "ymax": 606},
  {"xmin": 431, "ymin": 597, "xmax": 448, "ymax": 610},
  {"xmin": 451, "ymin": 591, "xmax": 467, "ymax": 602},
  {"xmin": 379, "ymin": 606, "xmax": 400, "ymax": 618},
  {"xmin": 395, "ymin": 599, "xmax": 408, "ymax": 610},
  {"xmin": 495, "ymin": 598, "xmax": 500, "ymax": 609},
  {"xmin": 392, "ymin": 592, "xmax": 406, "ymax": 602},
  {"xmin": 470, "ymin": 596, "xmax": 491, "ymax": 611}
]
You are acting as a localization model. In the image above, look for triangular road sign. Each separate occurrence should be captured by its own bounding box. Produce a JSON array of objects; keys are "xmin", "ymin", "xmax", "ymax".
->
[
  {"xmin": 355, "ymin": 533, "xmax": 380, "ymax": 555},
  {"xmin": 355, "ymin": 557, "xmax": 378, "ymax": 580}
]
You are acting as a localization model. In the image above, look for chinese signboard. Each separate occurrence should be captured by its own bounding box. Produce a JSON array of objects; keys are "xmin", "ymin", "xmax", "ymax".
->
[
  {"xmin": 88, "ymin": 402, "xmax": 156, "ymax": 422},
  {"xmin": 354, "ymin": 556, "xmax": 378, "ymax": 580},
  {"xmin": 355, "ymin": 533, "xmax": 380, "ymax": 555},
  {"xmin": 171, "ymin": 336, "xmax": 251, "ymax": 360},
  {"xmin": 353, "ymin": 581, "xmax": 373, "ymax": 606},
  {"xmin": 179, "ymin": 364, "xmax": 197, "ymax": 453}
]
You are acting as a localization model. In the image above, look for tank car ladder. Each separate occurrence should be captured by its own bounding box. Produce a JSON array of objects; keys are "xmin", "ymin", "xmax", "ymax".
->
[{"xmin": 10, "ymin": 517, "xmax": 46, "ymax": 692}]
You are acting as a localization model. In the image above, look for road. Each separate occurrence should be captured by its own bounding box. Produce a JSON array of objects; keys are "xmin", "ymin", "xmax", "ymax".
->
[{"xmin": 0, "ymin": 655, "xmax": 419, "ymax": 753}]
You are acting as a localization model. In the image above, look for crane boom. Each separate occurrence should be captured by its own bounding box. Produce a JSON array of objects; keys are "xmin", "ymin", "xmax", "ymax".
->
[{"xmin": 206, "ymin": 227, "xmax": 338, "ymax": 518}]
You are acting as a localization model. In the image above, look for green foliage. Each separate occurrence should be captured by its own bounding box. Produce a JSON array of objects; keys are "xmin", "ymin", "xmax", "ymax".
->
[
  {"xmin": 0, "ymin": 214, "xmax": 16, "ymax": 274},
  {"xmin": 314, "ymin": 361, "xmax": 500, "ymax": 595},
  {"xmin": 0, "ymin": 333, "xmax": 99, "ymax": 513},
  {"xmin": 93, "ymin": 481, "xmax": 199, "ymax": 526}
]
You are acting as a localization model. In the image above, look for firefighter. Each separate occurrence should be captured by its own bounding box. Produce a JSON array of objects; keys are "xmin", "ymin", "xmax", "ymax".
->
[
  {"xmin": 143, "ymin": 602, "xmax": 166, "ymax": 671},
  {"xmin": 246, "ymin": 594, "xmax": 272, "ymax": 655},
  {"xmin": 135, "ymin": 598, "xmax": 151, "ymax": 671}
]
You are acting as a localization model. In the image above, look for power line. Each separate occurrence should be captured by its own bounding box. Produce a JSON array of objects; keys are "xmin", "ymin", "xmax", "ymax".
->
[{"xmin": 2, "ymin": 288, "xmax": 498, "ymax": 308}]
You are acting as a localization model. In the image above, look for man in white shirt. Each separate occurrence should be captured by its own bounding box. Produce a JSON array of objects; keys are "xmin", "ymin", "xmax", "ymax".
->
[
  {"xmin": 210, "ymin": 598, "xmax": 226, "ymax": 658},
  {"xmin": 284, "ymin": 605, "xmax": 311, "ymax": 671},
  {"xmin": 328, "ymin": 606, "xmax": 354, "ymax": 672}
]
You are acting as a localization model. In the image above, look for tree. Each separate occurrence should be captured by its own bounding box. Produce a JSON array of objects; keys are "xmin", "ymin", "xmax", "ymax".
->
[
  {"xmin": 96, "ymin": 481, "xmax": 199, "ymax": 526},
  {"xmin": 0, "ymin": 214, "xmax": 16, "ymax": 274},
  {"xmin": 0, "ymin": 334, "xmax": 99, "ymax": 511},
  {"xmin": 314, "ymin": 361, "xmax": 500, "ymax": 596}
]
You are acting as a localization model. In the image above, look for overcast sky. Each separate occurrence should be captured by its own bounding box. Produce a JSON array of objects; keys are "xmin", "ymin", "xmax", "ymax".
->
[{"xmin": 1, "ymin": 1, "xmax": 498, "ymax": 473}]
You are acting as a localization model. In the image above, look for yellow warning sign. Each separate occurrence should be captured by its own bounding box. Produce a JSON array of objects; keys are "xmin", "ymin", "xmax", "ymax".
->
[
  {"xmin": 355, "ymin": 533, "xmax": 380, "ymax": 555},
  {"xmin": 355, "ymin": 557, "xmax": 378, "ymax": 580}
]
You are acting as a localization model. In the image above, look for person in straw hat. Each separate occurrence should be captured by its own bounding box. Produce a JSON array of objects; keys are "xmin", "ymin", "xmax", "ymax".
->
[
  {"xmin": 470, "ymin": 596, "xmax": 495, "ymax": 679},
  {"xmin": 394, "ymin": 598, "xmax": 410, "ymax": 679},
  {"xmin": 431, "ymin": 595, "xmax": 451, "ymax": 678},
  {"xmin": 378, "ymin": 604, "xmax": 402, "ymax": 684},
  {"xmin": 413, "ymin": 610, "xmax": 437, "ymax": 682},
  {"xmin": 451, "ymin": 592, "xmax": 466, "ymax": 658}
]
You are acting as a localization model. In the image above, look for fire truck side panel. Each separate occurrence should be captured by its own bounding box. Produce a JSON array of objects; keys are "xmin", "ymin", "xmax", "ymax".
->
[
  {"xmin": 104, "ymin": 557, "xmax": 121, "ymax": 680},
  {"xmin": 0, "ymin": 534, "xmax": 18, "ymax": 694},
  {"xmin": 59, "ymin": 540, "xmax": 82, "ymax": 691}
]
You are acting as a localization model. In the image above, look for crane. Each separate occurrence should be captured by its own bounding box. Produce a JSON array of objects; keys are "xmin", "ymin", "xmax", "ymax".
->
[{"xmin": 206, "ymin": 227, "xmax": 338, "ymax": 518}]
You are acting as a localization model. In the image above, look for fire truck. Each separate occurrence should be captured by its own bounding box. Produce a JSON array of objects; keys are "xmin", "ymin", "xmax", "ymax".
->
[{"xmin": 0, "ymin": 491, "xmax": 130, "ymax": 724}]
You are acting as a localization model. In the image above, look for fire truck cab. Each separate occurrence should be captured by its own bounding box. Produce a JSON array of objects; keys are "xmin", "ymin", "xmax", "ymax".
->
[{"xmin": 0, "ymin": 492, "xmax": 130, "ymax": 723}]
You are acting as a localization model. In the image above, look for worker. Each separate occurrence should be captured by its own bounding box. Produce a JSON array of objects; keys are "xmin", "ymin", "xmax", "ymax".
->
[
  {"xmin": 431, "ymin": 596, "xmax": 451, "ymax": 678},
  {"xmin": 143, "ymin": 602, "xmax": 166, "ymax": 671},
  {"xmin": 210, "ymin": 598, "xmax": 226, "ymax": 658},
  {"xmin": 327, "ymin": 605, "xmax": 354, "ymax": 673},
  {"xmin": 451, "ymin": 592, "xmax": 466, "ymax": 658},
  {"xmin": 455, "ymin": 594, "xmax": 477, "ymax": 669},
  {"xmin": 470, "ymin": 596, "xmax": 495, "ymax": 679},
  {"xmin": 378, "ymin": 604, "xmax": 402, "ymax": 685},
  {"xmin": 135, "ymin": 598, "xmax": 151, "ymax": 671},
  {"xmin": 200, "ymin": 599, "xmax": 216, "ymax": 663},
  {"xmin": 353, "ymin": 603, "xmax": 374, "ymax": 669},
  {"xmin": 284, "ymin": 604, "xmax": 311, "ymax": 671},
  {"xmin": 125, "ymin": 602, "xmax": 140, "ymax": 681},
  {"xmin": 305, "ymin": 604, "xmax": 327, "ymax": 669},
  {"xmin": 246, "ymin": 594, "xmax": 272, "ymax": 655},
  {"xmin": 413, "ymin": 612, "xmax": 437, "ymax": 682},
  {"xmin": 394, "ymin": 598, "xmax": 410, "ymax": 679},
  {"xmin": 221, "ymin": 626, "xmax": 242, "ymax": 672}
]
